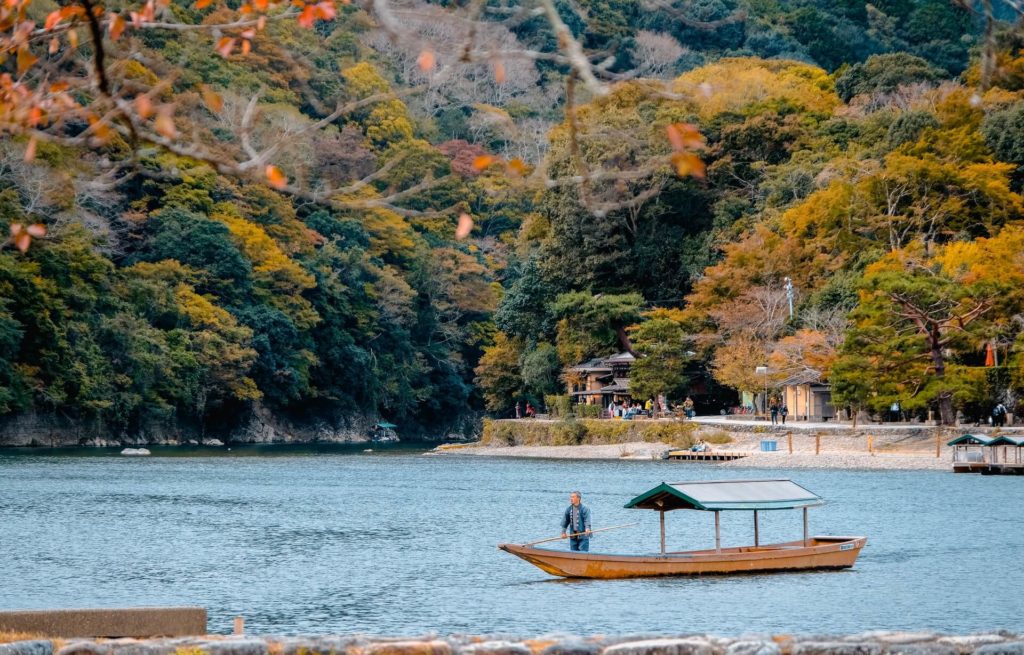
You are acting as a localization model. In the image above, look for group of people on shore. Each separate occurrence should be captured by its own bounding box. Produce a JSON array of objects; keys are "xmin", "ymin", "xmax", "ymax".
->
[{"xmin": 769, "ymin": 401, "xmax": 789, "ymax": 425}]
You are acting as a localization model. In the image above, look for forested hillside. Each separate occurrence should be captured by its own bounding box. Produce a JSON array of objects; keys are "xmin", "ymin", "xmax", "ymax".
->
[{"xmin": 1, "ymin": 0, "xmax": 1022, "ymax": 441}]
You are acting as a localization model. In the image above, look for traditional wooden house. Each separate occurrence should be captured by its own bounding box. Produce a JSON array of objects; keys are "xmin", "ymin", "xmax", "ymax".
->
[
  {"xmin": 566, "ymin": 352, "xmax": 635, "ymax": 408},
  {"xmin": 780, "ymin": 371, "xmax": 836, "ymax": 421}
]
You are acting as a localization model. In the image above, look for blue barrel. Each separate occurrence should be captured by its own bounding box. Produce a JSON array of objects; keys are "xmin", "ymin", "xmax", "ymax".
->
[{"xmin": 760, "ymin": 439, "xmax": 778, "ymax": 452}]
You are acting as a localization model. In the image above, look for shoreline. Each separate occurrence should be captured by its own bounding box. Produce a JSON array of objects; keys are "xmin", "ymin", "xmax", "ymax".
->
[{"xmin": 433, "ymin": 438, "xmax": 953, "ymax": 470}]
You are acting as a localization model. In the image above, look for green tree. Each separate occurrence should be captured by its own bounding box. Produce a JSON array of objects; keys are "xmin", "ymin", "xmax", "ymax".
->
[{"xmin": 627, "ymin": 309, "xmax": 691, "ymax": 402}]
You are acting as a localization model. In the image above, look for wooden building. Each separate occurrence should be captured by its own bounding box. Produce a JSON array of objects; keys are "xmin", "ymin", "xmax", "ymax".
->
[
  {"xmin": 566, "ymin": 352, "xmax": 635, "ymax": 407},
  {"xmin": 780, "ymin": 371, "xmax": 836, "ymax": 421}
]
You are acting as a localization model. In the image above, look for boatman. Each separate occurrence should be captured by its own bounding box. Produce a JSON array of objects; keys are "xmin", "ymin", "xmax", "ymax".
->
[{"xmin": 561, "ymin": 491, "xmax": 592, "ymax": 551}]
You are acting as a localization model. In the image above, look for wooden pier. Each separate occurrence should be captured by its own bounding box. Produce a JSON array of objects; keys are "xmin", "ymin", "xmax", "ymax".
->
[{"xmin": 666, "ymin": 450, "xmax": 748, "ymax": 462}]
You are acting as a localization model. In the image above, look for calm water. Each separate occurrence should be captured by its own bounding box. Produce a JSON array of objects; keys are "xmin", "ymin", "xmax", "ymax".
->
[{"xmin": 1, "ymin": 445, "xmax": 1023, "ymax": 636}]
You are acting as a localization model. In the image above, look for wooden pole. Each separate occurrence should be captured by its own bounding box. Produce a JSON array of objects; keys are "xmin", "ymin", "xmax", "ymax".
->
[
  {"xmin": 815, "ymin": 433, "xmax": 821, "ymax": 455},
  {"xmin": 802, "ymin": 507, "xmax": 809, "ymax": 547},
  {"xmin": 233, "ymin": 616, "xmax": 245, "ymax": 635},
  {"xmin": 936, "ymin": 431, "xmax": 941, "ymax": 458},
  {"xmin": 868, "ymin": 435, "xmax": 874, "ymax": 455},
  {"xmin": 753, "ymin": 510, "xmax": 759, "ymax": 547},
  {"xmin": 714, "ymin": 511, "xmax": 721, "ymax": 553},
  {"xmin": 525, "ymin": 522, "xmax": 638, "ymax": 546},
  {"xmin": 787, "ymin": 432, "xmax": 793, "ymax": 454},
  {"xmin": 660, "ymin": 511, "xmax": 665, "ymax": 555}
]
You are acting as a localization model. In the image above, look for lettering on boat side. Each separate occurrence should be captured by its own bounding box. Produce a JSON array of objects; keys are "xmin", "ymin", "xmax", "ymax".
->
[{"xmin": 840, "ymin": 543, "xmax": 855, "ymax": 551}]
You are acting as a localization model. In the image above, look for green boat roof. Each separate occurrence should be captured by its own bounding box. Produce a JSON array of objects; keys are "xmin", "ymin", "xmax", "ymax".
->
[
  {"xmin": 947, "ymin": 434, "xmax": 993, "ymax": 446},
  {"xmin": 375, "ymin": 422, "xmax": 398, "ymax": 429},
  {"xmin": 985, "ymin": 435, "xmax": 1024, "ymax": 447},
  {"xmin": 624, "ymin": 479, "xmax": 825, "ymax": 512}
]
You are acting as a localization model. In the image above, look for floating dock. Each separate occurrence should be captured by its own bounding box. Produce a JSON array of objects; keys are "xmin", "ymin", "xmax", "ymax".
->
[{"xmin": 666, "ymin": 450, "xmax": 748, "ymax": 461}]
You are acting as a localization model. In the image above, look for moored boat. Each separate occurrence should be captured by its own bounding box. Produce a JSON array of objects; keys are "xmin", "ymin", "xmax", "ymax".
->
[{"xmin": 499, "ymin": 479, "xmax": 866, "ymax": 579}]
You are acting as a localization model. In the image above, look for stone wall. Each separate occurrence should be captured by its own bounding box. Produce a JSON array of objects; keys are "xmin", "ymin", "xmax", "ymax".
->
[{"xmin": 2, "ymin": 633, "xmax": 1023, "ymax": 655}]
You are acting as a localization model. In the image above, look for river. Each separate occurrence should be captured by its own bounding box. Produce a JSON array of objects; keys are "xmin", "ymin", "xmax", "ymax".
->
[{"xmin": 1, "ymin": 445, "xmax": 1022, "ymax": 635}]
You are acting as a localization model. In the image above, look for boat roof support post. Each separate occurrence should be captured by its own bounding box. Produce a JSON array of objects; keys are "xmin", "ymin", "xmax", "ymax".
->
[
  {"xmin": 660, "ymin": 510, "xmax": 665, "ymax": 555},
  {"xmin": 802, "ymin": 506, "xmax": 808, "ymax": 547},
  {"xmin": 754, "ymin": 509, "xmax": 759, "ymax": 547},
  {"xmin": 714, "ymin": 510, "xmax": 721, "ymax": 553}
]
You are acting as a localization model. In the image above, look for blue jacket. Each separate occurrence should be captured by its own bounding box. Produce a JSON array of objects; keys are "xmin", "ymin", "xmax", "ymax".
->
[{"xmin": 562, "ymin": 504, "xmax": 592, "ymax": 534}]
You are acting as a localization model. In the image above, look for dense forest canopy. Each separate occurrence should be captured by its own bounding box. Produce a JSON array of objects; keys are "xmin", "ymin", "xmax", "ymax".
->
[{"xmin": 3, "ymin": 0, "xmax": 1024, "ymax": 438}]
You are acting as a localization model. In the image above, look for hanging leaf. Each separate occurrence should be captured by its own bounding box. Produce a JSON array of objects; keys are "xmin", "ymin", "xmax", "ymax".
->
[
  {"xmin": 16, "ymin": 46, "xmax": 37, "ymax": 76},
  {"xmin": 266, "ymin": 165, "xmax": 287, "ymax": 189},
  {"xmin": 492, "ymin": 60, "xmax": 506, "ymax": 84},
  {"xmin": 135, "ymin": 94, "xmax": 153, "ymax": 119},
  {"xmin": 44, "ymin": 10, "xmax": 62, "ymax": 30},
  {"xmin": 665, "ymin": 123, "xmax": 704, "ymax": 151},
  {"xmin": 48, "ymin": 38, "xmax": 60, "ymax": 54},
  {"xmin": 109, "ymin": 13, "xmax": 126, "ymax": 41},
  {"xmin": 154, "ymin": 107, "xmax": 176, "ymax": 139},
  {"xmin": 26, "ymin": 224, "xmax": 47, "ymax": 238},
  {"xmin": 67, "ymin": 29, "xmax": 79, "ymax": 49},
  {"xmin": 24, "ymin": 137, "xmax": 37, "ymax": 163},
  {"xmin": 215, "ymin": 36, "xmax": 236, "ymax": 58},
  {"xmin": 241, "ymin": 39, "xmax": 251, "ymax": 55},
  {"xmin": 315, "ymin": 0, "xmax": 335, "ymax": 20},
  {"xmin": 671, "ymin": 152, "xmax": 705, "ymax": 178},
  {"xmin": 201, "ymin": 85, "xmax": 224, "ymax": 113},
  {"xmin": 455, "ymin": 213, "xmax": 473, "ymax": 240},
  {"xmin": 417, "ymin": 49, "xmax": 435, "ymax": 72},
  {"xmin": 297, "ymin": 5, "xmax": 316, "ymax": 28}
]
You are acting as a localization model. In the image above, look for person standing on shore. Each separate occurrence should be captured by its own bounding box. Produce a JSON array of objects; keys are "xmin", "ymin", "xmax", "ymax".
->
[
  {"xmin": 561, "ymin": 491, "xmax": 592, "ymax": 552},
  {"xmin": 780, "ymin": 403, "xmax": 788, "ymax": 425},
  {"xmin": 770, "ymin": 401, "xmax": 779, "ymax": 425}
]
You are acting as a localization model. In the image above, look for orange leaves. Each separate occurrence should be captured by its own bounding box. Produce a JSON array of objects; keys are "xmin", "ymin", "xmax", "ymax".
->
[
  {"xmin": 455, "ymin": 213, "xmax": 473, "ymax": 240},
  {"xmin": 471, "ymin": 155, "xmax": 496, "ymax": 171},
  {"xmin": 671, "ymin": 152, "xmax": 704, "ymax": 177},
  {"xmin": 154, "ymin": 106, "xmax": 176, "ymax": 139},
  {"xmin": 201, "ymin": 85, "xmax": 223, "ymax": 113},
  {"xmin": 8, "ymin": 223, "xmax": 46, "ymax": 254},
  {"xmin": 23, "ymin": 137, "xmax": 36, "ymax": 162},
  {"xmin": 296, "ymin": 0, "xmax": 335, "ymax": 27},
  {"xmin": 109, "ymin": 13, "xmax": 126, "ymax": 40},
  {"xmin": 492, "ymin": 60, "xmax": 506, "ymax": 84},
  {"xmin": 16, "ymin": 46, "xmax": 36, "ymax": 76},
  {"xmin": 265, "ymin": 165, "xmax": 287, "ymax": 189},
  {"xmin": 194, "ymin": 0, "xmax": 213, "ymax": 8},
  {"xmin": 216, "ymin": 36, "xmax": 236, "ymax": 58},
  {"xmin": 135, "ymin": 94, "xmax": 153, "ymax": 119},
  {"xmin": 665, "ymin": 123, "xmax": 706, "ymax": 179},
  {"xmin": 471, "ymin": 154, "xmax": 530, "ymax": 177}
]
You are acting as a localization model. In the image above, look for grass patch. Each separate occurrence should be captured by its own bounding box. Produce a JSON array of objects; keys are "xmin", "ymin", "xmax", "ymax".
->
[{"xmin": 481, "ymin": 418, "xmax": 697, "ymax": 448}]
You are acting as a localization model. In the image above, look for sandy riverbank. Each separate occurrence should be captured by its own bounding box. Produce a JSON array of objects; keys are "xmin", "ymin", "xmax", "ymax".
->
[{"xmin": 433, "ymin": 436, "xmax": 953, "ymax": 470}]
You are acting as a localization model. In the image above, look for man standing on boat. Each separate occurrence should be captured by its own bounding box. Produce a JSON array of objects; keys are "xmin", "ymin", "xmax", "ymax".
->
[{"xmin": 561, "ymin": 491, "xmax": 592, "ymax": 551}]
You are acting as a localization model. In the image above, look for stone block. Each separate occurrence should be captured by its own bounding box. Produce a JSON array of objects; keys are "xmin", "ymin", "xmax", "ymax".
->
[
  {"xmin": 974, "ymin": 642, "xmax": 1024, "ymax": 655},
  {"xmin": 726, "ymin": 641, "xmax": 781, "ymax": 655},
  {"xmin": 602, "ymin": 638, "xmax": 714, "ymax": 655},
  {"xmin": 791, "ymin": 642, "xmax": 883, "ymax": 655},
  {"xmin": 458, "ymin": 641, "xmax": 532, "ymax": 655},
  {"xmin": 363, "ymin": 641, "xmax": 452, "ymax": 655},
  {"xmin": 937, "ymin": 637, "xmax": 1008, "ymax": 655},
  {"xmin": 0, "ymin": 640, "xmax": 53, "ymax": 655},
  {"xmin": 539, "ymin": 640, "xmax": 601, "ymax": 655}
]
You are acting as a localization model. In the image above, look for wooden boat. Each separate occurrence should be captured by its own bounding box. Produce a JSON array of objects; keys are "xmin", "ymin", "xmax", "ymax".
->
[{"xmin": 499, "ymin": 479, "xmax": 866, "ymax": 579}]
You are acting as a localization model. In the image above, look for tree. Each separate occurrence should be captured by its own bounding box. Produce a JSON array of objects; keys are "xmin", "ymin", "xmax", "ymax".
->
[
  {"xmin": 832, "ymin": 233, "xmax": 1024, "ymax": 425},
  {"xmin": 627, "ymin": 309, "xmax": 691, "ymax": 402},
  {"xmin": 474, "ymin": 332, "xmax": 523, "ymax": 414}
]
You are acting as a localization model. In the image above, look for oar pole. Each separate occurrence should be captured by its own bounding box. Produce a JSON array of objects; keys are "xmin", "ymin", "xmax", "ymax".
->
[{"xmin": 524, "ymin": 522, "xmax": 639, "ymax": 546}]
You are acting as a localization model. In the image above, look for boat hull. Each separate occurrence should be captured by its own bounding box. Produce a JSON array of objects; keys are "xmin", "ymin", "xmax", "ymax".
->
[{"xmin": 498, "ymin": 536, "xmax": 866, "ymax": 579}]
